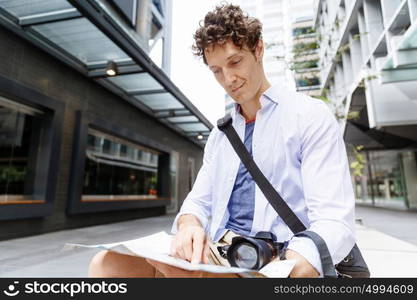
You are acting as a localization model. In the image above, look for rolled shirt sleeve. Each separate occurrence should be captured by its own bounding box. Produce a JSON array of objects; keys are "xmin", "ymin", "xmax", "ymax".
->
[
  {"xmin": 287, "ymin": 236, "xmax": 324, "ymax": 276},
  {"xmin": 287, "ymin": 101, "xmax": 356, "ymax": 276},
  {"xmin": 171, "ymin": 129, "xmax": 217, "ymax": 235}
]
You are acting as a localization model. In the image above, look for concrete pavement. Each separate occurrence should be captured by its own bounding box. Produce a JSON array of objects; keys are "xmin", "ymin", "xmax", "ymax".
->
[
  {"xmin": 0, "ymin": 215, "xmax": 174, "ymax": 277},
  {"xmin": 355, "ymin": 205, "xmax": 417, "ymax": 277},
  {"xmin": 355, "ymin": 204, "xmax": 417, "ymax": 245},
  {"xmin": 0, "ymin": 206, "xmax": 416, "ymax": 278}
]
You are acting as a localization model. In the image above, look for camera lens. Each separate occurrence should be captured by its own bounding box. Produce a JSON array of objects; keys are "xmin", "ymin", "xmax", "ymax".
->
[{"xmin": 232, "ymin": 242, "xmax": 258, "ymax": 269}]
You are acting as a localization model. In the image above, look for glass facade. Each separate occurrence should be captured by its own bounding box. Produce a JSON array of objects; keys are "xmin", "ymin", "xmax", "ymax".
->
[
  {"xmin": 369, "ymin": 151, "xmax": 406, "ymax": 203},
  {"xmin": 401, "ymin": 151, "xmax": 417, "ymax": 209},
  {"xmin": 82, "ymin": 129, "xmax": 160, "ymax": 201},
  {"xmin": 0, "ymin": 97, "xmax": 44, "ymax": 203},
  {"xmin": 351, "ymin": 150, "xmax": 413, "ymax": 210}
]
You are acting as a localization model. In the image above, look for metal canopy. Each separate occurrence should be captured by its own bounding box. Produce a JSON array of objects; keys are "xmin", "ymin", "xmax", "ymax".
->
[{"xmin": 0, "ymin": 0, "xmax": 212, "ymax": 147}]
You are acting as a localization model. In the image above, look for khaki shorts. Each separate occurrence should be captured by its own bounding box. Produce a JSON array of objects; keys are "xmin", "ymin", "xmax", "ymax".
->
[{"xmin": 207, "ymin": 230, "xmax": 240, "ymax": 267}]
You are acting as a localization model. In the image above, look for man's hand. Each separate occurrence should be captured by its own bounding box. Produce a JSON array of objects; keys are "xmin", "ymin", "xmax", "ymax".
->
[
  {"xmin": 171, "ymin": 214, "xmax": 210, "ymax": 264},
  {"xmin": 285, "ymin": 249, "xmax": 319, "ymax": 278}
]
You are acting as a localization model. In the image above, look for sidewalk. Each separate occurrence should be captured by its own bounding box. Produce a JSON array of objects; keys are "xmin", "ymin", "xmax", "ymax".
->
[
  {"xmin": 0, "ymin": 206, "xmax": 416, "ymax": 278},
  {"xmin": 355, "ymin": 205, "xmax": 417, "ymax": 277}
]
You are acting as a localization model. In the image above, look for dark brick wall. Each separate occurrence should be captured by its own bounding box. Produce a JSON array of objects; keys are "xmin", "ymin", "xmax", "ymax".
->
[{"xmin": 0, "ymin": 26, "xmax": 204, "ymax": 240}]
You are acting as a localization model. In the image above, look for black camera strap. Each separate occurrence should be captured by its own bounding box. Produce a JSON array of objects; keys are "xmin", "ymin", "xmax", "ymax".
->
[
  {"xmin": 294, "ymin": 231, "xmax": 338, "ymax": 278},
  {"xmin": 217, "ymin": 114, "xmax": 338, "ymax": 278}
]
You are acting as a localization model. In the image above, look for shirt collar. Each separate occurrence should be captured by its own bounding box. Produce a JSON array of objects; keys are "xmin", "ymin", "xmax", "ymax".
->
[
  {"xmin": 263, "ymin": 84, "xmax": 282, "ymax": 104},
  {"xmin": 230, "ymin": 84, "xmax": 281, "ymax": 118}
]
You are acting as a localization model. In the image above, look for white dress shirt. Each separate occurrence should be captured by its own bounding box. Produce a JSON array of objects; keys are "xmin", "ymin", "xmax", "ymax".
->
[{"xmin": 171, "ymin": 84, "xmax": 356, "ymax": 276}]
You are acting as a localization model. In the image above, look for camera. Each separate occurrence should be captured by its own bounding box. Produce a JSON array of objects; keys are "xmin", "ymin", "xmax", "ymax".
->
[{"xmin": 218, "ymin": 231, "xmax": 286, "ymax": 270}]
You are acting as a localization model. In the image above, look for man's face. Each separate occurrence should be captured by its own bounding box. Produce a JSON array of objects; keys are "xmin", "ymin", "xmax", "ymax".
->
[{"xmin": 205, "ymin": 40, "xmax": 264, "ymax": 105}]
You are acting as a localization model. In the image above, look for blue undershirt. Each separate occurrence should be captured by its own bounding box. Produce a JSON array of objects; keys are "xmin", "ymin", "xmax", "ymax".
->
[{"xmin": 225, "ymin": 120, "xmax": 256, "ymax": 236}]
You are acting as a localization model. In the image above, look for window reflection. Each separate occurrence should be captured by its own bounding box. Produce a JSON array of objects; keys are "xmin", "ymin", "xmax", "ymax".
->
[
  {"xmin": 369, "ymin": 151, "xmax": 405, "ymax": 202},
  {"xmin": 82, "ymin": 129, "xmax": 160, "ymax": 201},
  {"xmin": 352, "ymin": 150, "xmax": 408, "ymax": 209},
  {"xmin": 0, "ymin": 97, "xmax": 44, "ymax": 203}
]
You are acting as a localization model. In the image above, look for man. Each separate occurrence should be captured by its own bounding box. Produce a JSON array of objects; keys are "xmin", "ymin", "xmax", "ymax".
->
[{"xmin": 88, "ymin": 3, "xmax": 355, "ymax": 278}]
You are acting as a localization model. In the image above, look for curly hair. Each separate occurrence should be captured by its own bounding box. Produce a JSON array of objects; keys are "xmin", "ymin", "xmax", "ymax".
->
[{"xmin": 192, "ymin": 2, "xmax": 263, "ymax": 64}]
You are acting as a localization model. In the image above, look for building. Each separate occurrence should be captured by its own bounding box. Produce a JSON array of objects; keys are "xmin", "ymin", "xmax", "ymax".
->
[
  {"xmin": 314, "ymin": 0, "xmax": 417, "ymax": 210},
  {"xmin": 291, "ymin": 0, "xmax": 322, "ymax": 97},
  {"xmin": 223, "ymin": 0, "xmax": 298, "ymax": 114},
  {"xmin": 224, "ymin": 0, "xmax": 317, "ymax": 115},
  {"xmin": 0, "ymin": 0, "xmax": 212, "ymax": 240},
  {"xmin": 239, "ymin": 0, "xmax": 295, "ymax": 87}
]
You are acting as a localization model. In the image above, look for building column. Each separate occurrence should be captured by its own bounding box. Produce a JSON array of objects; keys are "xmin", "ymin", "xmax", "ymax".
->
[
  {"xmin": 384, "ymin": 178, "xmax": 391, "ymax": 200},
  {"xmin": 401, "ymin": 151, "xmax": 417, "ymax": 209},
  {"xmin": 136, "ymin": 0, "xmax": 151, "ymax": 49}
]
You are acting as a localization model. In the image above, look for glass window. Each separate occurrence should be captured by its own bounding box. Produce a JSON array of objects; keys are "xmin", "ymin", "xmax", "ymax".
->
[
  {"xmin": 295, "ymin": 76, "xmax": 320, "ymax": 87},
  {"xmin": 126, "ymin": 146, "xmax": 135, "ymax": 160},
  {"xmin": 136, "ymin": 149, "xmax": 143, "ymax": 161},
  {"xmin": 293, "ymin": 27, "xmax": 316, "ymax": 37},
  {"xmin": 120, "ymin": 144, "xmax": 128, "ymax": 157},
  {"xmin": 83, "ymin": 129, "xmax": 160, "ymax": 201},
  {"xmin": 352, "ymin": 150, "xmax": 407, "ymax": 209},
  {"xmin": 0, "ymin": 96, "xmax": 44, "ymax": 203},
  {"xmin": 152, "ymin": 0, "xmax": 163, "ymax": 16},
  {"xmin": 369, "ymin": 151, "xmax": 406, "ymax": 205},
  {"xmin": 102, "ymin": 139, "xmax": 114, "ymax": 155}
]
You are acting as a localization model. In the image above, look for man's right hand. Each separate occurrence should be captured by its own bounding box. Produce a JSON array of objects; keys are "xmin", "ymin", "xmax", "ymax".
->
[{"xmin": 170, "ymin": 214, "xmax": 210, "ymax": 264}]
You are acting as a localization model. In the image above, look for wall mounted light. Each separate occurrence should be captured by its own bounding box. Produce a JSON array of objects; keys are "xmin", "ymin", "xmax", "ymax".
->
[
  {"xmin": 106, "ymin": 61, "xmax": 118, "ymax": 76},
  {"xmin": 197, "ymin": 134, "xmax": 204, "ymax": 140}
]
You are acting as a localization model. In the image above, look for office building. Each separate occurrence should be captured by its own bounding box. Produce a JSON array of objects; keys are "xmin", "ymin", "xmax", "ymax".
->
[
  {"xmin": 291, "ymin": 0, "xmax": 321, "ymax": 97},
  {"xmin": 240, "ymin": 0, "xmax": 295, "ymax": 87},
  {"xmin": 314, "ymin": 0, "xmax": 417, "ymax": 210}
]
